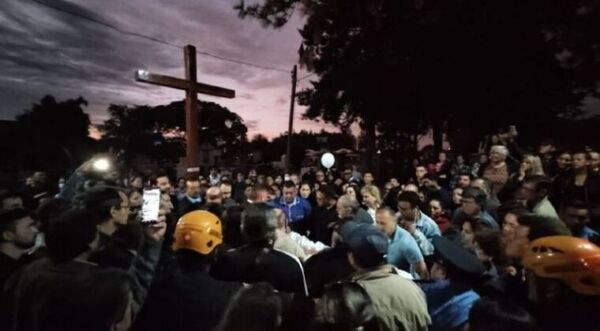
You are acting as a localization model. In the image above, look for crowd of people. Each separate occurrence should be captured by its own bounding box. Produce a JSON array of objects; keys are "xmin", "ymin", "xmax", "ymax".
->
[{"xmin": 0, "ymin": 135, "xmax": 599, "ymax": 331}]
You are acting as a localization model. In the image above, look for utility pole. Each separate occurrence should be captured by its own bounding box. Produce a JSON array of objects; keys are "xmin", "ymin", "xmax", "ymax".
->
[{"xmin": 286, "ymin": 65, "xmax": 298, "ymax": 172}]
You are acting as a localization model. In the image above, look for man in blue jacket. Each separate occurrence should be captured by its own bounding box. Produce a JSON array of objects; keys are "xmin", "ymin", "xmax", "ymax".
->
[
  {"xmin": 419, "ymin": 236, "xmax": 485, "ymax": 331},
  {"xmin": 273, "ymin": 181, "xmax": 312, "ymax": 234}
]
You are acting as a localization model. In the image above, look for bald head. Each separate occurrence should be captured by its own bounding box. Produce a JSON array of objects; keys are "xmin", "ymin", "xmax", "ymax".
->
[
  {"xmin": 403, "ymin": 183, "xmax": 419, "ymax": 193},
  {"xmin": 206, "ymin": 186, "xmax": 222, "ymax": 205},
  {"xmin": 336, "ymin": 194, "xmax": 359, "ymax": 219}
]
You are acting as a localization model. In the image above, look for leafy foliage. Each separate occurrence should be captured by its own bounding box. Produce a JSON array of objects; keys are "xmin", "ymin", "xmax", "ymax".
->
[
  {"xmin": 14, "ymin": 95, "xmax": 93, "ymax": 172},
  {"xmin": 100, "ymin": 100, "xmax": 248, "ymax": 164},
  {"xmin": 237, "ymin": 0, "xmax": 600, "ymax": 155}
]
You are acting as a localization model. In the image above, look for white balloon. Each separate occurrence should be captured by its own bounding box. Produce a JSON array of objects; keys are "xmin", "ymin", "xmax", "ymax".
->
[{"xmin": 320, "ymin": 153, "xmax": 335, "ymax": 169}]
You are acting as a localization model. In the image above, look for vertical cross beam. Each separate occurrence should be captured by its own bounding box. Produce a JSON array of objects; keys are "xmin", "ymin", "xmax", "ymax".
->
[{"xmin": 184, "ymin": 45, "xmax": 199, "ymax": 168}]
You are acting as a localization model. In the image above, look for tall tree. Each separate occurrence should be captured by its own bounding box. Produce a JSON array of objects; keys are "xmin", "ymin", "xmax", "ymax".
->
[
  {"xmin": 236, "ymin": 0, "xmax": 600, "ymax": 157},
  {"xmin": 100, "ymin": 100, "xmax": 248, "ymax": 165},
  {"xmin": 15, "ymin": 95, "xmax": 93, "ymax": 172}
]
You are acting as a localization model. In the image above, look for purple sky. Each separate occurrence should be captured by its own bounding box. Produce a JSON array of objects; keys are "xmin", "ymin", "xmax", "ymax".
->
[
  {"xmin": 1, "ymin": 0, "xmax": 599, "ymax": 140},
  {"xmin": 0, "ymin": 0, "xmax": 338, "ymax": 138}
]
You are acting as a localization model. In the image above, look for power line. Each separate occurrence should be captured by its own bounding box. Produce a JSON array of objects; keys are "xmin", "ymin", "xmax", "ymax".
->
[
  {"xmin": 31, "ymin": 0, "xmax": 183, "ymax": 49},
  {"xmin": 196, "ymin": 50, "xmax": 288, "ymax": 72},
  {"xmin": 297, "ymin": 72, "xmax": 316, "ymax": 81},
  {"xmin": 29, "ymin": 0, "xmax": 289, "ymax": 73}
]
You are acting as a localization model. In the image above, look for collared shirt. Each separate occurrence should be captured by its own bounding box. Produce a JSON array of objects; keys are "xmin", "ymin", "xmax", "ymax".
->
[
  {"xmin": 415, "ymin": 210, "xmax": 442, "ymax": 240},
  {"xmin": 185, "ymin": 195, "xmax": 202, "ymax": 204},
  {"xmin": 387, "ymin": 226, "xmax": 424, "ymax": 271}
]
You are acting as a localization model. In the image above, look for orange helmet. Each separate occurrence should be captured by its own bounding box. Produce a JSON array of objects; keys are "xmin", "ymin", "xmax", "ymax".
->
[
  {"xmin": 173, "ymin": 210, "xmax": 223, "ymax": 255},
  {"xmin": 523, "ymin": 236, "xmax": 600, "ymax": 296}
]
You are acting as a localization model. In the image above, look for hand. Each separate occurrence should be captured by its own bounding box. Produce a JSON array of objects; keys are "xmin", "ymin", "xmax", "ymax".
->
[
  {"xmin": 144, "ymin": 217, "xmax": 166, "ymax": 242},
  {"xmin": 518, "ymin": 163, "xmax": 528, "ymax": 180},
  {"xmin": 402, "ymin": 220, "xmax": 416, "ymax": 234}
]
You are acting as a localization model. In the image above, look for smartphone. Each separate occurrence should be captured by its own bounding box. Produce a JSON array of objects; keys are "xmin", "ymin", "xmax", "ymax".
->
[{"xmin": 141, "ymin": 189, "xmax": 161, "ymax": 223}]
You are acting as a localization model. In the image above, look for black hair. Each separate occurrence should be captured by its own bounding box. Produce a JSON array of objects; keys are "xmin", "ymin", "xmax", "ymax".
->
[
  {"xmin": 397, "ymin": 191, "xmax": 420, "ymax": 209},
  {"xmin": 45, "ymin": 208, "xmax": 99, "ymax": 262},
  {"xmin": 241, "ymin": 203, "xmax": 277, "ymax": 243},
  {"xmin": 318, "ymin": 184, "xmax": 338, "ymax": 200},
  {"xmin": 282, "ymin": 180, "xmax": 296, "ymax": 189},
  {"xmin": 572, "ymin": 150, "xmax": 591, "ymax": 160},
  {"xmin": 561, "ymin": 199, "xmax": 589, "ymax": 211},
  {"xmin": 201, "ymin": 203, "xmax": 224, "ymax": 220},
  {"xmin": 517, "ymin": 214, "xmax": 571, "ymax": 241},
  {"xmin": 220, "ymin": 180, "xmax": 232, "ymax": 187},
  {"xmin": 186, "ymin": 177, "xmax": 200, "ymax": 183},
  {"xmin": 34, "ymin": 197, "xmax": 71, "ymax": 232},
  {"xmin": 318, "ymin": 282, "xmax": 377, "ymax": 331},
  {"xmin": 459, "ymin": 172, "xmax": 474, "ymax": 180},
  {"xmin": 469, "ymin": 298, "xmax": 537, "ymax": 331},
  {"xmin": 0, "ymin": 208, "xmax": 29, "ymax": 242},
  {"xmin": 463, "ymin": 216, "xmax": 493, "ymax": 233},
  {"xmin": 346, "ymin": 183, "xmax": 363, "ymax": 203},
  {"xmin": 82, "ymin": 186, "xmax": 124, "ymax": 223},
  {"xmin": 151, "ymin": 169, "xmax": 171, "ymax": 185},
  {"xmin": 522, "ymin": 175, "xmax": 552, "ymax": 193},
  {"xmin": 213, "ymin": 283, "xmax": 282, "ymax": 331},
  {"xmin": 497, "ymin": 201, "xmax": 529, "ymax": 225},
  {"xmin": 474, "ymin": 229, "xmax": 507, "ymax": 267},
  {"xmin": 462, "ymin": 187, "xmax": 487, "ymax": 206},
  {"xmin": 430, "ymin": 195, "xmax": 447, "ymax": 207}
]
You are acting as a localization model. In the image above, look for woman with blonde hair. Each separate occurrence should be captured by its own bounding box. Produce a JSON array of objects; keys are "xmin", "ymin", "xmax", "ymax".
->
[
  {"xmin": 498, "ymin": 154, "xmax": 545, "ymax": 203},
  {"xmin": 360, "ymin": 185, "xmax": 381, "ymax": 223}
]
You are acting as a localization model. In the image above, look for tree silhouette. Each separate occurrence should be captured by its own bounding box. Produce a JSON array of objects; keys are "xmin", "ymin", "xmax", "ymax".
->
[
  {"xmin": 236, "ymin": 0, "xmax": 600, "ymax": 159},
  {"xmin": 251, "ymin": 130, "xmax": 356, "ymax": 168},
  {"xmin": 15, "ymin": 95, "xmax": 93, "ymax": 172},
  {"xmin": 100, "ymin": 100, "xmax": 248, "ymax": 165}
]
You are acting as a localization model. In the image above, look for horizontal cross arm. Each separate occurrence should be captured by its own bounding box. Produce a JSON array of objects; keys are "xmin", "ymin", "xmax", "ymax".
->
[{"xmin": 135, "ymin": 70, "xmax": 235, "ymax": 98}]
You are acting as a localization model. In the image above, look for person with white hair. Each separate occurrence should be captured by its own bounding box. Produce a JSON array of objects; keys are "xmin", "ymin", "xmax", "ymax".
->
[{"xmin": 482, "ymin": 145, "xmax": 511, "ymax": 197}]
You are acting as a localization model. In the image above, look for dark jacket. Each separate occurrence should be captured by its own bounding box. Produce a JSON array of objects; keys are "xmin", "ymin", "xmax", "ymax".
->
[
  {"xmin": 354, "ymin": 208, "xmax": 375, "ymax": 225},
  {"xmin": 7, "ymin": 258, "xmax": 131, "ymax": 331},
  {"xmin": 0, "ymin": 252, "xmax": 22, "ymax": 292},
  {"xmin": 177, "ymin": 196, "xmax": 202, "ymax": 218},
  {"xmin": 419, "ymin": 280, "xmax": 479, "ymax": 331},
  {"xmin": 132, "ymin": 253, "xmax": 241, "ymax": 331},
  {"xmin": 309, "ymin": 205, "xmax": 338, "ymax": 245},
  {"xmin": 210, "ymin": 242, "xmax": 307, "ymax": 294},
  {"xmin": 88, "ymin": 228, "xmax": 163, "ymax": 316},
  {"xmin": 303, "ymin": 246, "xmax": 354, "ymax": 298}
]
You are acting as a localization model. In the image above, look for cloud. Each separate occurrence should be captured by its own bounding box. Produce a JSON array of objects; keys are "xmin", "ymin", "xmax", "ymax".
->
[
  {"xmin": 0, "ymin": 0, "xmax": 332, "ymax": 138},
  {"xmin": 275, "ymin": 96, "xmax": 288, "ymax": 106}
]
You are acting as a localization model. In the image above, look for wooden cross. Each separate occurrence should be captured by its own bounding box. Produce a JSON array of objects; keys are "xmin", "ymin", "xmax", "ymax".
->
[{"xmin": 134, "ymin": 44, "xmax": 235, "ymax": 168}]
